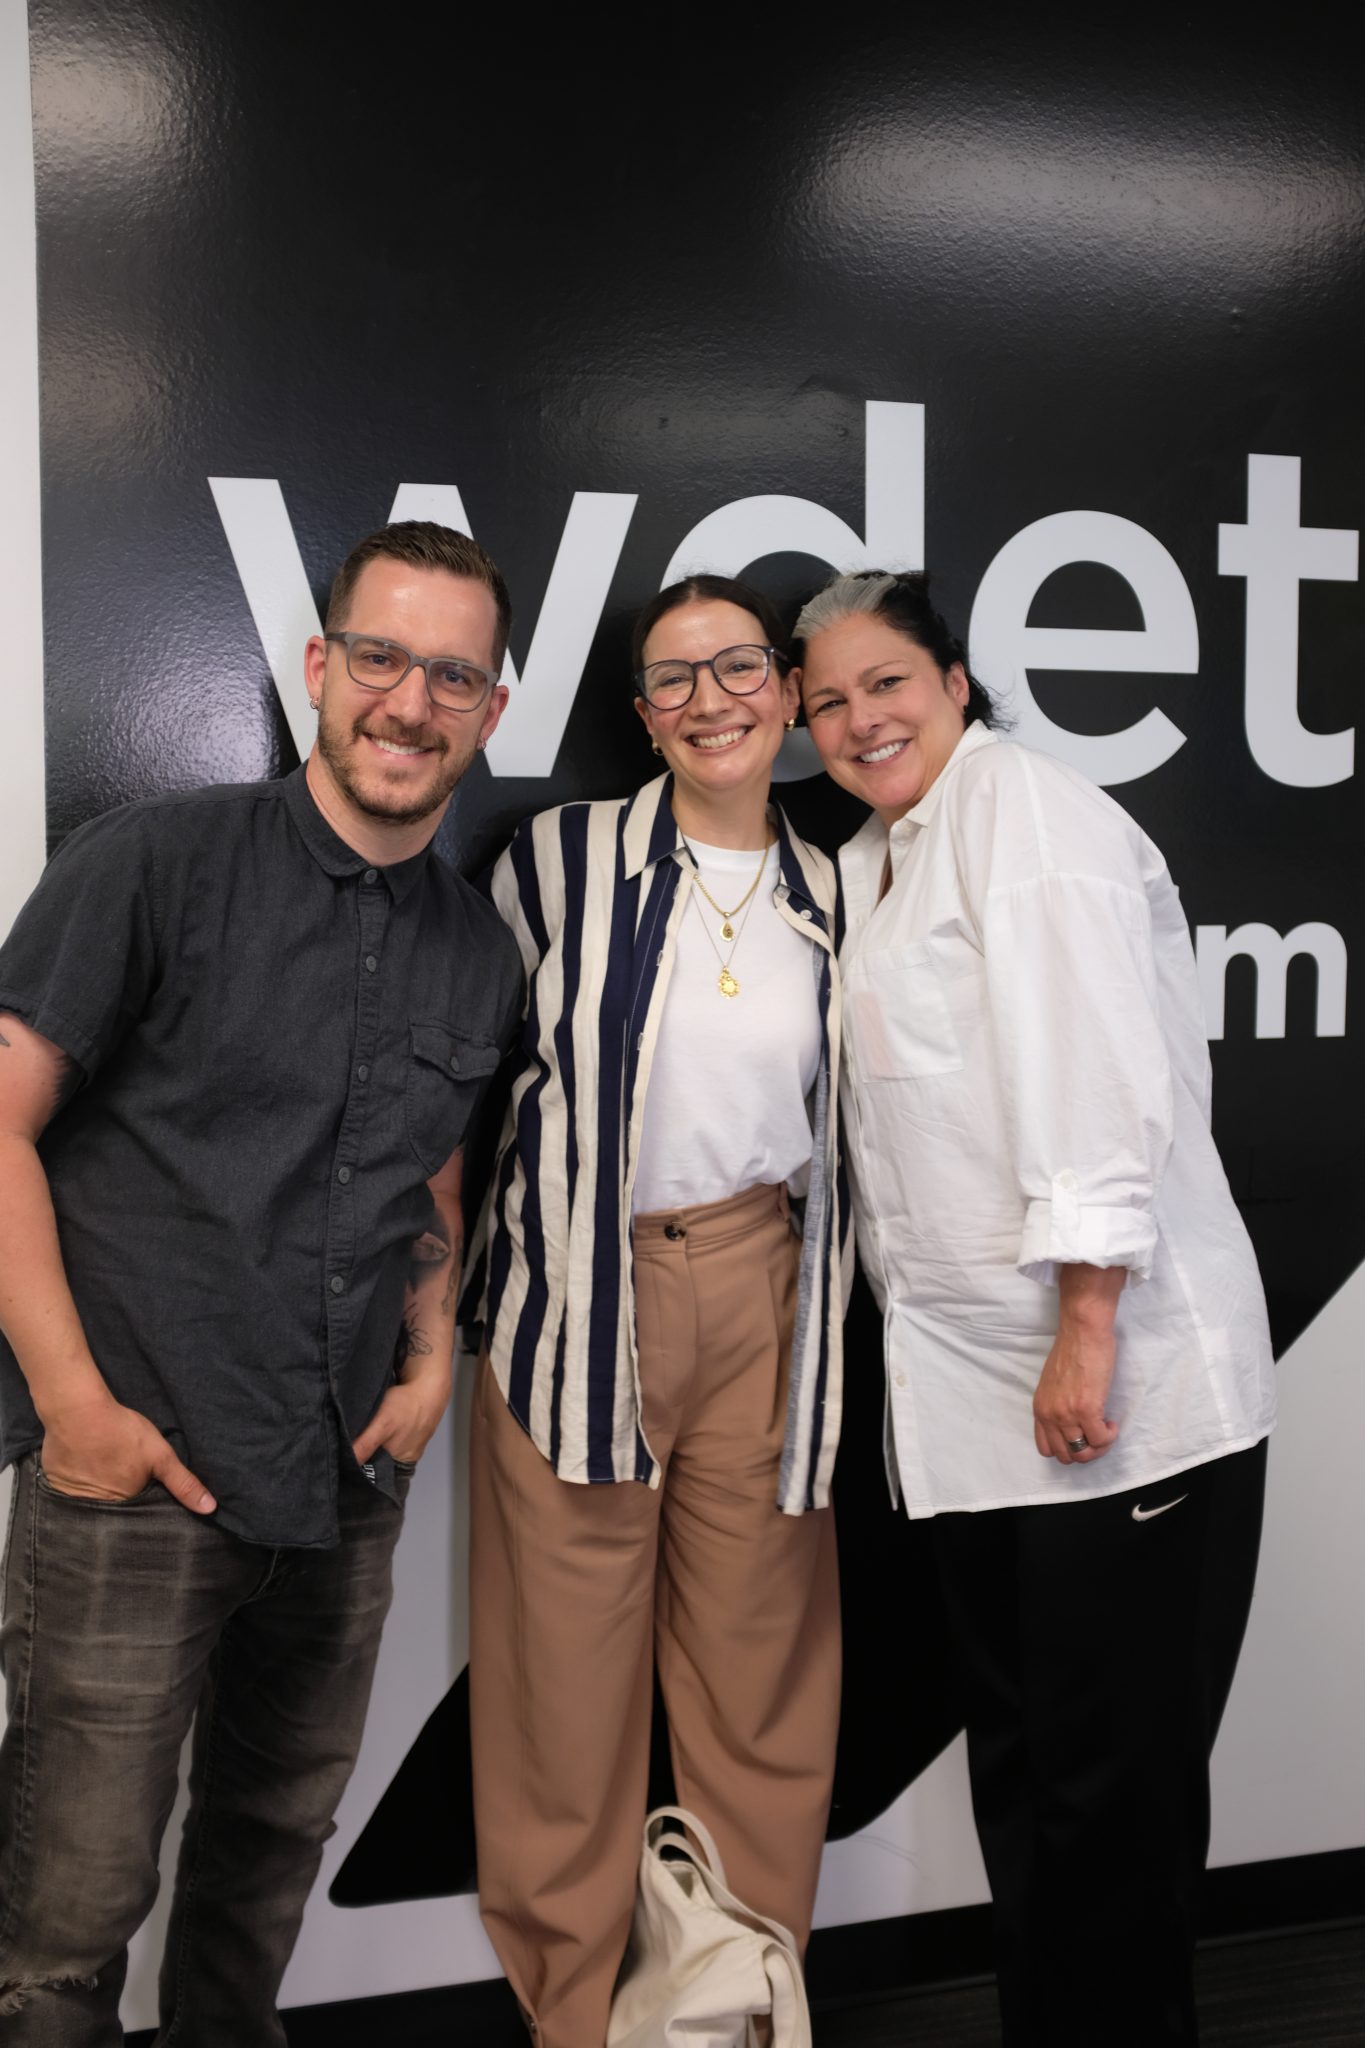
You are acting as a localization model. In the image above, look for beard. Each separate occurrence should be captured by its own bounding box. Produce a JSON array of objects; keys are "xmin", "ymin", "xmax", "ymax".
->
[{"xmin": 317, "ymin": 703, "xmax": 473, "ymax": 825}]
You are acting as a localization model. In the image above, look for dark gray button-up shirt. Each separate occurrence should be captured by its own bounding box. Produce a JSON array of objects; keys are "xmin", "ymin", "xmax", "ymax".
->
[{"xmin": 0, "ymin": 768, "xmax": 521, "ymax": 1547}]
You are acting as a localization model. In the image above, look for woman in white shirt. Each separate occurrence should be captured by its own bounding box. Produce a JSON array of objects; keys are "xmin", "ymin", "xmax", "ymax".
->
[
  {"xmin": 795, "ymin": 568, "xmax": 1275, "ymax": 2048},
  {"xmin": 467, "ymin": 575, "xmax": 845, "ymax": 2046}
]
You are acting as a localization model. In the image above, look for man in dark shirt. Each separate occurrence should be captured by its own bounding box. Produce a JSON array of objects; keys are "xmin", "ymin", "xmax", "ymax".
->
[{"xmin": 0, "ymin": 521, "xmax": 522, "ymax": 2044}]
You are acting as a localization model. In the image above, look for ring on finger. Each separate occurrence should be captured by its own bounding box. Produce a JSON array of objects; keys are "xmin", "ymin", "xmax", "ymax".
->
[{"xmin": 1065, "ymin": 1434, "xmax": 1088, "ymax": 1453}]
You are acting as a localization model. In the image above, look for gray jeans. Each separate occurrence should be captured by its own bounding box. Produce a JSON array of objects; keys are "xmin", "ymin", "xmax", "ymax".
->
[{"xmin": 0, "ymin": 1453, "xmax": 406, "ymax": 2045}]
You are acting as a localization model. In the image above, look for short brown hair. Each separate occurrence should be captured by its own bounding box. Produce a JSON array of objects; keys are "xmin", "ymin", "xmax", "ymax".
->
[{"xmin": 325, "ymin": 521, "xmax": 513, "ymax": 669}]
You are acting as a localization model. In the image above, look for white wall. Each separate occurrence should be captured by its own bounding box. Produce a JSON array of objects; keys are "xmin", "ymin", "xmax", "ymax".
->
[
  {"xmin": 0, "ymin": 0, "xmax": 47, "ymax": 1755},
  {"xmin": 0, "ymin": 0, "xmax": 47, "ymax": 927}
]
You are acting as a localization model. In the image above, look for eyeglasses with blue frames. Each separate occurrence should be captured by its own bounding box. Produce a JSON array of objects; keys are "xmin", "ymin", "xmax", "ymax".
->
[
  {"xmin": 325, "ymin": 632, "xmax": 498, "ymax": 713},
  {"xmin": 634, "ymin": 643, "xmax": 777, "ymax": 711}
]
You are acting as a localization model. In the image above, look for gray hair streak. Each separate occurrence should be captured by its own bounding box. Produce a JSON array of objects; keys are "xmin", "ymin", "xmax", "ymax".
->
[{"xmin": 794, "ymin": 572, "xmax": 899, "ymax": 645}]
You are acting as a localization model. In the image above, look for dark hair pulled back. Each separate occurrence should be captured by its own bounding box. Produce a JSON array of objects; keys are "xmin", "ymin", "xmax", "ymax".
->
[
  {"xmin": 794, "ymin": 569, "xmax": 1001, "ymax": 729},
  {"xmin": 630, "ymin": 573, "xmax": 790, "ymax": 680}
]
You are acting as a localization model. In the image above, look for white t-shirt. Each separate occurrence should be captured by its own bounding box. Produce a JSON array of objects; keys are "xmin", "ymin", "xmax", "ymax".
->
[
  {"xmin": 633, "ymin": 839, "xmax": 822, "ymax": 1214},
  {"xmin": 838, "ymin": 720, "xmax": 1276, "ymax": 1517}
]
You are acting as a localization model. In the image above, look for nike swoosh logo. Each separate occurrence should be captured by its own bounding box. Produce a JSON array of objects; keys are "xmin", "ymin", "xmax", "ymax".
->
[{"xmin": 1132, "ymin": 1494, "xmax": 1188, "ymax": 1522}]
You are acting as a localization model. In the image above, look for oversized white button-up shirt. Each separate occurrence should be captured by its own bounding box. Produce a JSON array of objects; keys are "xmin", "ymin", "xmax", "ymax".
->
[{"xmin": 839, "ymin": 721, "xmax": 1276, "ymax": 1517}]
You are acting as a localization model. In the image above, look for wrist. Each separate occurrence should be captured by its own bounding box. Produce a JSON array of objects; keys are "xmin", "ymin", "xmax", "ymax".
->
[
  {"xmin": 31, "ymin": 1360, "xmax": 115, "ymax": 1431},
  {"xmin": 1056, "ymin": 1262, "xmax": 1124, "ymax": 1335},
  {"xmin": 1056, "ymin": 1305, "xmax": 1117, "ymax": 1341},
  {"xmin": 397, "ymin": 1348, "xmax": 453, "ymax": 1392}
]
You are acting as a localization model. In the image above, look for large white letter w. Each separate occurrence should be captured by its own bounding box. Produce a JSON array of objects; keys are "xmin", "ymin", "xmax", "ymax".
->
[{"xmin": 208, "ymin": 478, "xmax": 637, "ymax": 777}]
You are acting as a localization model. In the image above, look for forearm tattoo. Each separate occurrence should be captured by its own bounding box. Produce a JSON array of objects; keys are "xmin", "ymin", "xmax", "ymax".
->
[
  {"xmin": 410, "ymin": 1228, "xmax": 452, "ymax": 1267},
  {"xmin": 440, "ymin": 1245, "xmax": 463, "ymax": 1318},
  {"xmin": 394, "ymin": 1302, "xmax": 436, "ymax": 1370},
  {"xmin": 394, "ymin": 1210, "xmax": 461, "ymax": 1371}
]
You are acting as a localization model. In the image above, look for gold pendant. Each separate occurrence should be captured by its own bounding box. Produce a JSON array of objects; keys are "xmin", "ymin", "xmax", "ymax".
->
[
  {"xmin": 720, "ymin": 919, "xmax": 735, "ymax": 941},
  {"xmin": 718, "ymin": 967, "xmax": 740, "ymax": 998}
]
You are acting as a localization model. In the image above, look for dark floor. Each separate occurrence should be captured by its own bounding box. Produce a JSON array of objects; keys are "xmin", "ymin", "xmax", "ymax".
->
[
  {"xmin": 124, "ymin": 1919, "xmax": 1365, "ymax": 2045},
  {"xmin": 812, "ymin": 1924, "xmax": 1365, "ymax": 2047}
]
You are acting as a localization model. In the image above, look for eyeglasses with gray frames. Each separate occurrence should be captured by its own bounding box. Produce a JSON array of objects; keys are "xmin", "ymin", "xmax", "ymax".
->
[{"xmin": 325, "ymin": 632, "xmax": 498, "ymax": 713}]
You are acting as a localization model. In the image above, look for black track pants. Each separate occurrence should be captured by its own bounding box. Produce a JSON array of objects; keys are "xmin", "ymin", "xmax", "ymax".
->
[{"xmin": 930, "ymin": 1438, "xmax": 1269, "ymax": 2048}]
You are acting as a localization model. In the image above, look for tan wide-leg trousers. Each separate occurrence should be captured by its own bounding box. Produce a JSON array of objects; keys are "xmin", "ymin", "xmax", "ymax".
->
[{"xmin": 469, "ymin": 1181, "xmax": 841, "ymax": 2048}]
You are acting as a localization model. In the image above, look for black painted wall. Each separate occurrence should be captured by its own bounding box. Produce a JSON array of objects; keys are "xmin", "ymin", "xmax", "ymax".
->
[{"xmin": 27, "ymin": 0, "xmax": 1365, "ymax": 1908}]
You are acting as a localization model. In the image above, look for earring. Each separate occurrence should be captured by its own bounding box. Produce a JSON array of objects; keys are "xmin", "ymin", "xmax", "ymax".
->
[
  {"xmin": 308, "ymin": 698, "xmax": 319, "ymax": 711},
  {"xmin": 785, "ymin": 717, "xmax": 797, "ymax": 730},
  {"xmin": 651, "ymin": 739, "xmax": 662, "ymax": 755}
]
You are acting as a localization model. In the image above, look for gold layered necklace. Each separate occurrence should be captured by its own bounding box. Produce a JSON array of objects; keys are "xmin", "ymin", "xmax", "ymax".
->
[
  {"xmin": 682, "ymin": 834, "xmax": 771, "ymax": 998},
  {"xmin": 688, "ymin": 849, "xmax": 769, "ymax": 941}
]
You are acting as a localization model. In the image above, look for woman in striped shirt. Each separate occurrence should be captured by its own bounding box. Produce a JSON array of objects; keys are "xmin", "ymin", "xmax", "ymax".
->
[{"xmin": 467, "ymin": 574, "xmax": 846, "ymax": 2046}]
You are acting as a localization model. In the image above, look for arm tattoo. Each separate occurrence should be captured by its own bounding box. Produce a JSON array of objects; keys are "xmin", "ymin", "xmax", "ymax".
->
[
  {"xmin": 396, "ymin": 1209, "xmax": 458, "ymax": 1370},
  {"xmin": 395, "ymin": 1301, "xmax": 435, "ymax": 1370},
  {"xmin": 410, "ymin": 1228, "xmax": 452, "ymax": 1267},
  {"xmin": 402, "ymin": 1324, "xmax": 435, "ymax": 1358},
  {"xmin": 0, "ymin": 1022, "xmax": 79, "ymax": 1114},
  {"xmin": 440, "ymin": 1243, "xmax": 463, "ymax": 1318}
]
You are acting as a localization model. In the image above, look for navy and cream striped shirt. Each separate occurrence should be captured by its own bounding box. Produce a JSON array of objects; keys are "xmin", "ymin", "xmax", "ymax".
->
[{"xmin": 473, "ymin": 773, "xmax": 847, "ymax": 1514}]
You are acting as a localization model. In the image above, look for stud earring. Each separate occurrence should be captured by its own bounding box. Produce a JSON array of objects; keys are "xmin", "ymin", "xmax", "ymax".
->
[
  {"xmin": 651, "ymin": 739, "xmax": 662, "ymax": 755},
  {"xmin": 785, "ymin": 717, "xmax": 797, "ymax": 730},
  {"xmin": 308, "ymin": 698, "xmax": 319, "ymax": 711}
]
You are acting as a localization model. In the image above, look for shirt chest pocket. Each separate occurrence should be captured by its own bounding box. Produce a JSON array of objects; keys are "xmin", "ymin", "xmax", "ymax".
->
[
  {"xmin": 848, "ymin": 940, "xmax": 964, "ymax": 1081},
  {"xmin": 406, "ymin": 1022, "xmax": 501, "ymax": 1176}
]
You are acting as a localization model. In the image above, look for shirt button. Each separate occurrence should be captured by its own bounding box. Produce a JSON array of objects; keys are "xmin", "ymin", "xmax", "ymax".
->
[
  {"xmin": 337, "ymin": 1166, "xmax": 352, "ymax": 1184},
  {"xmin": 449, "ymin": 1055, "xmax": 460, "ymax": 1073},
  {"xmin": 799, "ymin": 907, "xmax": 813, "ymax": 920},
  {"xmin": 895, "ymin": 1371, "xmax": 908, "ymax": 1388},
  {"xmin": 365, "ymin": 954, "xmax": 378, "ymax": 973},
  {"xmin": 329, "ymin": 1275, "xmax": 345, "ymax": 1295},
  {"xmin": 363, "ymin": 867, "xmax": 378, "ymax": 885},
  {"xmin": 357, "ymin": 1064, "xmax": 370, "ymax": 1081}
]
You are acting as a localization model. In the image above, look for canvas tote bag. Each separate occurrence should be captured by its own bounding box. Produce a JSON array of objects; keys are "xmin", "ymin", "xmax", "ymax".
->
[{"xmin": 606, "ymin": 1806, "xmax": 813, "ymax": 2048}]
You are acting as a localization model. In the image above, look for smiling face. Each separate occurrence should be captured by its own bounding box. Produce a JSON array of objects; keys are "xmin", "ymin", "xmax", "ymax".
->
[
  {"xmin": 304, "ymin": 556, "xmax": 507, "ymax": 835},
  {"xmin": 799, "ymin": 611, "xmax": 969, "ymax": 824},
  {"xmin": 633, "ymin": 598, "xmax": 797, "ymax": 826}
]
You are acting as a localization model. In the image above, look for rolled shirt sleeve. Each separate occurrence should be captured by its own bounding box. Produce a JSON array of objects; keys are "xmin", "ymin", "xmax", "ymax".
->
[
  {"xmin": 0, "ymin": 805, "xmax": 158, "ymax": 1079},
  {"xmin": 839, "ymin": 724, "xmax": 1275, "ymax": 1519},
  {"xmin": 981, "ymin": 869, "xmax": 1174, "ymax": 1289}
]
